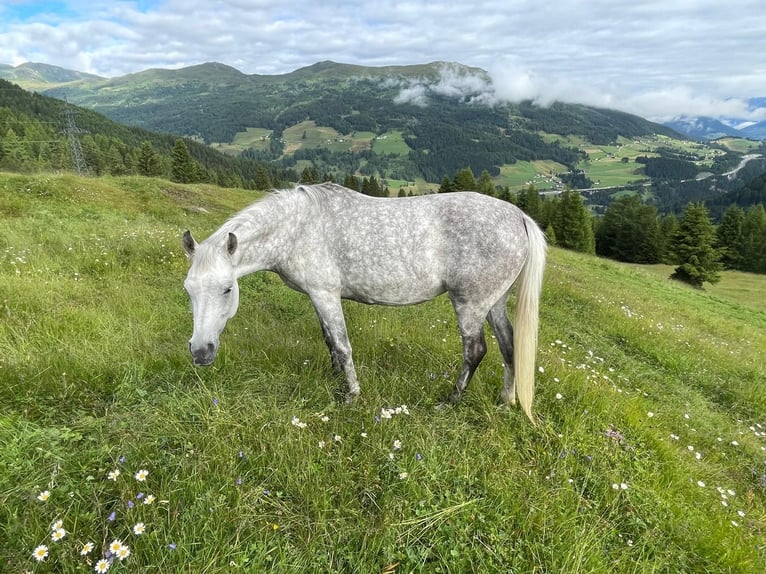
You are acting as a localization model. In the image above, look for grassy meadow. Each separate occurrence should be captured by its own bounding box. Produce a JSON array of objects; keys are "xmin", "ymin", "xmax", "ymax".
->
[{"xmin": 1, "ymin": 173, "xmax": 765, "ymax": 572}]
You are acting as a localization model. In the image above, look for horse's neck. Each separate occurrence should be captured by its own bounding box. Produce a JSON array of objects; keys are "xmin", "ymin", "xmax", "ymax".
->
[{"xmin": 229, "ymin": 194, "xmax": 311, "ymax": 277}]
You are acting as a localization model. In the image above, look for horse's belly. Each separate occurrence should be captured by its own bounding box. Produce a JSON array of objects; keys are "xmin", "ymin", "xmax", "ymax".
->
[{"xmin": 340, "ymin": 274, "xmax": 445, "ymax": 306}]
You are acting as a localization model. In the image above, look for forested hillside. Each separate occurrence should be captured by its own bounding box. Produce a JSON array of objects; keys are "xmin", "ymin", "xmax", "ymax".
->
[
  {"xmin": 0, "ymin": 79, "xmax": 290, "ymax": 187},
  {"xmin": 27, "ymin": 61, "xmax": 684, "ymax": 186}
]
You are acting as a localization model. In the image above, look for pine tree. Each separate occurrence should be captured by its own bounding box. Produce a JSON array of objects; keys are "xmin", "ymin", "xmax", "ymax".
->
[
  {"xmin": 171, "ymin": 138, "xmax": 196, "ymax": 183},
  {"xmin": 0, "ymin": 128, "xmax": 28, "ymax": 171},
  {"xmin": 551, "ymin": 189, "xmax": 594, "ymax": 254},
  {"xmin": 545, "ymin": 223, "xmax": 557, "ymax": 246},
  {"xmin": 137, "ymin": 141, "xmax": 160, "ymax": 177},
  {"xmin": 453, "ymin": 167, "xmax": 476, "ymax": 191},
  {"xmin": 438, "ymin": 176, "xmax": 454, "ymax": 193},
  {"xmin": 670, "ymin": 202, "xmax": 722, "ymax": 287},
  {"xmin": 516, "ymin": 185, "xmax": 542, "ymax": 223},
  {"xmin": 477, "ymin": 170, "xmax": 495, "ymax": 195},
  {"xmin": 716, "ymin": 204, "xmax": 745, "ymax": 270},
  {"xmin": 740, "ymin": 204, "xmax": 766, "ymax": 273},
  {"xmin": 300, "ymin": 166, "xmax": 319, "ymax": 184},
  {"xmin": 595, "ymin": 195, "xmax": 660, "ymax": 263},
  {"xmin": 343, "ymin": 174, "xmax": 360, "ymax": 191},
  {"xmin": 658, "ymin": 213, "xmax": 679, "ymax": 264},
  {"xmin": 361, "ymin": 175, "xmax": 383, "ymax": 196},
  {"xmin": 253, "ymin": 164, "xmax": 271, "ymax": 190}
]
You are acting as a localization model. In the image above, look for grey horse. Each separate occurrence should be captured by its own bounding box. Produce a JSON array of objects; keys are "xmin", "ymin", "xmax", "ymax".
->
[{"xmin": 183, "ymin": 183, "xmax": 546, "ymax": 420}]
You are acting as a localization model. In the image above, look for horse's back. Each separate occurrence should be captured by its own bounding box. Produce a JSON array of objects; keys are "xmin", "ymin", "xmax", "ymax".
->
[{"xmin": 303, "ymin": 190, "xmax": 529, "ymax": 304}]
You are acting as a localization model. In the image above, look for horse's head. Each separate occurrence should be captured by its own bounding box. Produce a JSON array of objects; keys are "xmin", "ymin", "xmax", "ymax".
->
[{"xmin": 182, "ymin": 230, "xmax": 240, "ymax": 366}]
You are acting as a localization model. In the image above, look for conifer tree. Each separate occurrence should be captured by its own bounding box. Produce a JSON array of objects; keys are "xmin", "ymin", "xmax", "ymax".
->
[
  {"xmin": 516, "ymin": 185, "xmax": 542, "ymax": 223},
  {"xmin": 551, "ymin": 189, "xmax": 594, "ymax": 254},
  {"xmin": 171, "ymin": 138, "xmax": 196, "ymax": 183},
  {"xmin": 0, "ymin": 128, "xmax": 28, "ymax": 171},
  {"xmin": 545, "ymin": 223, "xmax": 557, "ymax": 246},
  {"xmin": 477, "ymin": 170, "xmax": 495, "ymax": 195},
  {"xmin": 670, "ymin": 202, "xmax": 722, "ymax": 287},
  {"xmin": 438, "ymin": 176, "xmax": 454, "ymax": 193},
  {"xmin": 343, "ymin": 174, "xmax": 360, "ymax": 191},
  {"xmin": 740, "ymin": 204, "xmax": 766, "ymax": 273},
  {"xmin": 716, "ymin": 204, "xmax": 745, "ymax": 270},
  {"xmin": 253, "ymin": 165, "xmax": 271, "ymax": 190},
  {"xmin": 595, "ymin": 195, "xmax": 660, "ymax": 263},
  {"xmin": 137, "ymin": 141, "xmax": 161, "ymax": 177},
  {"xmin": 658, "ymin": 213, "xmax": 679, "ymax": 264},
  {"xmin": 300, "ymin": 166, "xmax": 319, "ymax": 184},
  {"xmin": 453, "ymin": 167, "xmax": 476, "ymax": 191}
]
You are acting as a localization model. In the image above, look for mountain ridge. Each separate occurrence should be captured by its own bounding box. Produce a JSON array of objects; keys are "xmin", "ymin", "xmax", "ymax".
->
[
  {"xmin": 5, "ymin": 60, "xmax": 765, "ymax": 142},
  {"xmin": 4, "ymin": 59, "xmax": 765, "ymax": 211}
]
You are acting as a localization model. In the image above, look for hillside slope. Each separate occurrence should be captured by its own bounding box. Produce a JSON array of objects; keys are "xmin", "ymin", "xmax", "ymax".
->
[
  {"xmin": 1, "ymin": 173, "xmax": 764, "ymax": 572},
  {"xmin": 4, "ymin": 61, "xmax": 690, "ymax": 186}
]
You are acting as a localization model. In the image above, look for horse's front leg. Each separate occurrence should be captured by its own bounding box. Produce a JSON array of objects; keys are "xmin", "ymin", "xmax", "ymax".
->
[{"xmin": 309, "ymin": 291, "xmax": 360, "ymax": 403}]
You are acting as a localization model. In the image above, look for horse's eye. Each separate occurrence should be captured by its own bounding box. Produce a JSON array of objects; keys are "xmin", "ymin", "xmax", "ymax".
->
[{"xmin": 223, "ymin": 287, "xmax": 233, "ymax": 295}]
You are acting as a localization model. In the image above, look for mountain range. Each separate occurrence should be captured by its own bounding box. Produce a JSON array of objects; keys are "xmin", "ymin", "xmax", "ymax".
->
[
  {"xmin": 0, "ymin": 60, "xmax": 685, "ymax": 186},
  {"xmin": 3, "ymin": 60, "xmax": 766, "ymax": 215},
  {"xmin": 664, "ymin": 98, "xmax": 766, "ymax": 140},
  {"xmin": 4, "ymin": 61, "xmax": 765, "ymax": 143}
]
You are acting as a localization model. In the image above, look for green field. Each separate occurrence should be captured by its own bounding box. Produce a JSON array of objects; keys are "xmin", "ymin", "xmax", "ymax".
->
[
  {"xmin": 371, "ymin": 131, "xmax": 410, "ymax": 155},
  {"xmin": 215, "ymin": 121, "xmax": 373, "ymax": 156},
  {"xmin": 499, "ymin": 134, "xmax": 724, "ymax": 192},
  {"xmin": 1, "ymin": 173, "xmax": 765, "ymax": 572},
  {"xmin": 497, "ymin": 160, "xmax": 569, "ymax": 191},
  {"xmin": 717, "ymin": 137, "xmax": 762, "ymax": 153},
  {"xmin": 207, "ymin": 124, "xmax": 733, "ymax": 193}
]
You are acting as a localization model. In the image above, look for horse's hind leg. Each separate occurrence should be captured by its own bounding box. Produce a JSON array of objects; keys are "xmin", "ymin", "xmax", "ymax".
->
[
  {"xmin": 445, "ymin": 300, "xmax": 487, "ymax": 405},
  {"xmin": 309, "ymin": 291, "xmax": 360, "ymax": 403},
  {"xmin": 487, "ymin": 294, "xmax": 516, "ymax": 406},
  {"xmin": 317, "ymin": 317, "xmax": 343, "ymax": 372}
]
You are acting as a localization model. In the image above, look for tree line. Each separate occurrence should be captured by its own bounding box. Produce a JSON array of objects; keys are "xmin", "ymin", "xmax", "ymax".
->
[
  {"xmin": 437, "ymin": 166, "xmax": 765, "ymax": 285},
  {"xmin": 0, "ymin": 79, "xmax": 291, "ymax": 188}
]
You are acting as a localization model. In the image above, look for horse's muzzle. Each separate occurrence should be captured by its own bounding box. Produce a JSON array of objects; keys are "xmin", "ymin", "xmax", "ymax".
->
[{"xmin": 189, "ymin": 342, "xmax": 217, "ymax": 366}]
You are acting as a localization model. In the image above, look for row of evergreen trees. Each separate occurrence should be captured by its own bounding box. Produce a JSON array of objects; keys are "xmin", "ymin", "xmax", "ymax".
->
[{"xmin": 437, "ymin": 166, "xmax": 765, "ymax": 286}]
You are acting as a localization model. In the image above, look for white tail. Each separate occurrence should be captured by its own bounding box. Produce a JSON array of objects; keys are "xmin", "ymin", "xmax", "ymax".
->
[{"xmin": 514, "ymin": 215, "xmax": 547, "ymax": 423}]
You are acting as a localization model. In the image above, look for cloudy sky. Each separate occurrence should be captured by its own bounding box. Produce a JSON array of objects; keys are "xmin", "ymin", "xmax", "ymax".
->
[{"xmin": 1, "ymin": 0, "xmax": 765, "ymax": 122}]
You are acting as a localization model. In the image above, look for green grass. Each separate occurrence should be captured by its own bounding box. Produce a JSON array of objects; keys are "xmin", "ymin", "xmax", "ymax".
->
[
  {"xmin": 1, "ymin": 173, "xmax": 765, "ymax": 572},
  {"xmin": 372, "ymin": 131, "xmax": 410, "ymax": 155},
  {"xmin": 497, "ymin": 160, "xmax": 568, "ymax": 191},
  {"xmin": 717, "ymin": 138, "xmax": 761, "ymax": 153}
]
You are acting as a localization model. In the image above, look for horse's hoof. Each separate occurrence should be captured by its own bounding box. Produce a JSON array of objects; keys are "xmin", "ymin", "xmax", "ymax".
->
[{"xmin": 343, "ymin": 391, "xmax": 359, "ymax": 404}]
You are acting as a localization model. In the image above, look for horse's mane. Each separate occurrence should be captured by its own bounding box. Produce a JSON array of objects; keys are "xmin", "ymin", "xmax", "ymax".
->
[
  {"xmin": 270, "ymin": 182, "xmax": 354, "ymax": 206},
  {"xmin": 210, "ymin": 183, "xmax": 353, "ymax": 242}
]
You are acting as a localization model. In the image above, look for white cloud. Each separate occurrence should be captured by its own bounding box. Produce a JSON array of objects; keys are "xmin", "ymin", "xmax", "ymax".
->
[
  {"xmin": 393, "ymin": 84, "xmax": 428, "ymax": 107},
  {"xmin": 1, "ymin": 0, "xmax": 765, "ymax": 121}
]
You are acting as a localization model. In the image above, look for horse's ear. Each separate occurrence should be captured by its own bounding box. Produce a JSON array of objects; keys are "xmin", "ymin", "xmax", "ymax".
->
[
  {"xmin": 227, "ymin": 232, "xmax": 238, "ymax": 256},
  {"xmin": 182, "ymin": 230, "xmax": 197, "ymax": 258}
]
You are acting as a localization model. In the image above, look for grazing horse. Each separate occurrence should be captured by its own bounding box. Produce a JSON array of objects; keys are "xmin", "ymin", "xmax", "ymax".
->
[{"xmin": 183, "ymin": 183, "xmax": 546, "ymax": 420}]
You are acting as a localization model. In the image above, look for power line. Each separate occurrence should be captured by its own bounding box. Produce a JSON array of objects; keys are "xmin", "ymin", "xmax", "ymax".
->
[{"xmin": 59, "ymin": 96, "xmax": 88, "ymax": 175}]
